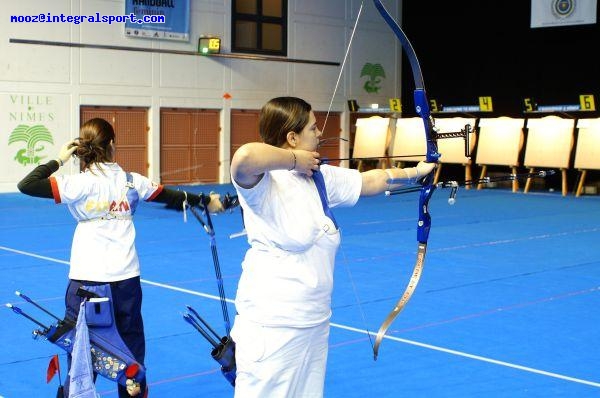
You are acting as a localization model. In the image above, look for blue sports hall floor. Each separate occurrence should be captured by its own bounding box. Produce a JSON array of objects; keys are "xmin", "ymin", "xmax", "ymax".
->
[{"xmin": 1, "ymin": 182, "xmax": 599, "ymax": 397}]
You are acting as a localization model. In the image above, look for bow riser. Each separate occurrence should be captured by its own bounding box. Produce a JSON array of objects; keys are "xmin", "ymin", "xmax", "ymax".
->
[
  {"xmin": 414, "ymin": 90, "xmax": 439, "ymax": 164},
  {"xmin": 417, "ymin": 184, "xmax": 435, "ymax": 243}
]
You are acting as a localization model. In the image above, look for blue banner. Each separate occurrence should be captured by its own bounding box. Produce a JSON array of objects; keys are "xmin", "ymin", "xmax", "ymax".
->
[{"xmin": 125, "ymin": 0, "xmax": 190, "ymax": 41}]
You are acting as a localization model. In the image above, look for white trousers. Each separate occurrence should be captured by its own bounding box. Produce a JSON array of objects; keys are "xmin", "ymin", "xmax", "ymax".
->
[{"xmin": 231, "ymin": 315, "xmax": 330, "ymax": 398}]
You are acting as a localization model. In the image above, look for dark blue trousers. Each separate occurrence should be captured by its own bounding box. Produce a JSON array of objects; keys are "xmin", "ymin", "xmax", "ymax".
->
[{"xmin": 64, "ymin": 276, "xmax": 146, "ymax": 397}]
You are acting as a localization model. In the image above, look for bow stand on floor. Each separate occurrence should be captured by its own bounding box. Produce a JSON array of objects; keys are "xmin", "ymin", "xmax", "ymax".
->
[{"xmin": 182, "ymin": 193, "xmax": 239, "ymax": 386}]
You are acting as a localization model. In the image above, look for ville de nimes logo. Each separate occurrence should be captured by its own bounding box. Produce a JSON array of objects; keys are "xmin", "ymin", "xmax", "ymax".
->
[{"xmin": 8, "ymin": 124, "xmax": 54, "ymax": 166}]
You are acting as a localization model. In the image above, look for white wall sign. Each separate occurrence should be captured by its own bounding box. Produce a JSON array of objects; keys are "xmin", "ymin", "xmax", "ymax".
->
[
  {"xmin": 1, "ymin": 93, "xmax": 70, "ymax": 189},
  {"xmin": 531, "ymin": 0, "xmax": 597, "ymax": 28}
]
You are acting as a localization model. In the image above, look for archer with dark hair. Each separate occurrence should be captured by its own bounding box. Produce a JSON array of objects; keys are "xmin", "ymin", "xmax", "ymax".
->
[
  {"xmin": 18, "ymin": 117, "xmax": 226, "ymax": 397},
  {"xmin": 228, "ymin": 97, "xmax": 435, "ymax": 397}
]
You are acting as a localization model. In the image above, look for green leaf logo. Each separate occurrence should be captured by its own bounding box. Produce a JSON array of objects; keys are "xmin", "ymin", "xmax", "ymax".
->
[
  {"xmin": 360, "ymin": 63, "xmax": 386, "ymax": 93},
  {"xmin": 8, "ymin": 124, "xmax": 54, "ymax": 166}
]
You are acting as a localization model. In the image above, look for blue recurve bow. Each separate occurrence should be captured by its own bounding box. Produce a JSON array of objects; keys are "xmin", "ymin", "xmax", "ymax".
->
[
  {"xmin": 370, "ymin": 0, "xmax": 555, "ymax": 358},
  {"xmin": 371, "ymin": 0, "xmax": 440, "ymax": 360}
]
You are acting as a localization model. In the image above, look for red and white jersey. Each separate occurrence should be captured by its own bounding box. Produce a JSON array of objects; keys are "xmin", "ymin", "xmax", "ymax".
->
[{"xmin": 49, "ymin": 162, "xmax": 163, "ymax": 282}]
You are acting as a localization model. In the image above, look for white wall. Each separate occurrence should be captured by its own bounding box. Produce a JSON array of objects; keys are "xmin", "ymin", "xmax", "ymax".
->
[{"xmin": 0, "ymin": 0, "xmax": 402, "ymax": 192}]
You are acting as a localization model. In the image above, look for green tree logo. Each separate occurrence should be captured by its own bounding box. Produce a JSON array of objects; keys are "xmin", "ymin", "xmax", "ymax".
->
[
  {"xmin": 360, "ymin": 63, "xmax": 386, "ymax": 93},
  {"xmin": 8, "ymin": 124, "xmax": 54, "ymax": 166}
]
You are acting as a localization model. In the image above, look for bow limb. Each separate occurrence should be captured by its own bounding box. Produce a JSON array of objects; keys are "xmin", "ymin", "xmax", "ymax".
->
[{"xmin": 372, "ymin": 0, "xmax": 439, "ymax": 359}]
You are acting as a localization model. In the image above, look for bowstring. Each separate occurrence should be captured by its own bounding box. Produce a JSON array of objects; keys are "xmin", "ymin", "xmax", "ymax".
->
[
  {"xmin": 327, "ymin": 0, "xmax": 375, "ymax": 351},
  {"xmin": 322, "ymin": 1, "xmax": 365, "ymax": 134}
]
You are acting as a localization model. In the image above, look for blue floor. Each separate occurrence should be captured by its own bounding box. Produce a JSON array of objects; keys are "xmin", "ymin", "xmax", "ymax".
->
[{"xmin": 1, "ymin": 185, "xmax": 599, "ymax": 397}]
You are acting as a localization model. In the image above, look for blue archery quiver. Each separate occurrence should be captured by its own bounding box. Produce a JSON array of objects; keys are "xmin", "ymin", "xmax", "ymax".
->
[
  {"xmin": 183, "ymin": 305, "xmax": 236, "ymax": 386},
  {"xmin": 8, "ymin": 287, "xmax": 146, "ymax": 391}
]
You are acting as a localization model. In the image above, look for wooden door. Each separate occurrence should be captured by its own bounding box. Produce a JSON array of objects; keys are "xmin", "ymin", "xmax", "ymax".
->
[
  {"xmin": 80, "ymin": 107, "xmax": 149, "ymax": 176},
  {"xmin": 230, "ymin": 109, "xmax": 260, "ymax": 162},
  {"xmin": 314, "ymin": 112, "xmax": 341, "ymax": 166},
  {"xmin": 230, "ymin": 109, "xmax": 341, "ymax": 166},
  {"xmin": 160, "ymin": 108, "xmax": 220, "ymax": 184}
]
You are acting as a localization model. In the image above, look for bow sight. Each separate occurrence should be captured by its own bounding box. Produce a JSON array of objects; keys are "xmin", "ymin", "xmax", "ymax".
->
[{"xmin": 386, "ymin": 169, "xmax": 557, "ymax": 204}]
